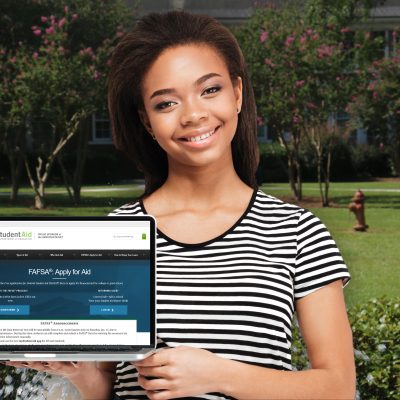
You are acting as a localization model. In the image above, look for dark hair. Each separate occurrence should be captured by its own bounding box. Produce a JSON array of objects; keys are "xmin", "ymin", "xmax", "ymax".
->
[{"xmin": 108, "ymin": 10, "xmax": 259, "ymax": 198}]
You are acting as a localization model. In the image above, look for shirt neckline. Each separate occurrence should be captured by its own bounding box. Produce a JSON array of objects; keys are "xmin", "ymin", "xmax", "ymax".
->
[{"xmin": 139, "ymin": 187, "xmax": 258, "ymax": 248}]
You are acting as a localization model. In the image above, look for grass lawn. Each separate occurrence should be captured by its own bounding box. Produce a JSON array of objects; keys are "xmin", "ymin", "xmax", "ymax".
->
[
  {"xmin": 1, "ymin": 181, "xmax": 399, "ymax": 308},
  {"xmin": 260, "ymin": 182, "xmax": 400, "ymax": 308}
]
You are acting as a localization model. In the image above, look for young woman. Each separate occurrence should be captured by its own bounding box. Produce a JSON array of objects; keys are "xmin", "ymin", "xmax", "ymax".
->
[{"xmin": 6, "ymin": 10, "xmax": 355, "ymax": 400}]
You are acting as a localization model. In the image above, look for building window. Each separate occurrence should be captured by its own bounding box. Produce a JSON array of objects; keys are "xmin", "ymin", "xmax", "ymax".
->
[
  {"xmin": 257, "ymin": 124, "xmax": 272, "ymax": 143},
  {"xmin": 90, "ymin": 113, "xmax": 112, "ymax": 144}
]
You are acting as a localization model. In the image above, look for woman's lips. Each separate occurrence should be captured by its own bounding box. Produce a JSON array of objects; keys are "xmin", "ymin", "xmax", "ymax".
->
[{"xmin": 178, "ymin": 126, "xmax": 220, "ymax": 147}]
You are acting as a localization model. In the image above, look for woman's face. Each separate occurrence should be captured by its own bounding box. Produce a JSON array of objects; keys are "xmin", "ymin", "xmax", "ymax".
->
[{"xmin": 140, "ymin": 44, "xmax": 242, "ymax": 171}]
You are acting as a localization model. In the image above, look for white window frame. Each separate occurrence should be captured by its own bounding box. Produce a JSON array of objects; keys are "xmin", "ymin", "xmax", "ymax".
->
[{"xmin": 90, "ymin": 113, "xmax": 113, "ymax": 144}]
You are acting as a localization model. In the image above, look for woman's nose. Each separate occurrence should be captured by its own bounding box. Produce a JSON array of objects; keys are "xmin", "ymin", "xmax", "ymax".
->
[{"xmin": 179, "ymin": 100, "xmax": 208, "ymax": 126}]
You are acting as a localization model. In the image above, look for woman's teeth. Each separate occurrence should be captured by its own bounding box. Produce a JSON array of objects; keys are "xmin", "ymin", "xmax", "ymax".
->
[{"xmin": 185, "ymin": 128, "xmax": 216, "ymax": 142}]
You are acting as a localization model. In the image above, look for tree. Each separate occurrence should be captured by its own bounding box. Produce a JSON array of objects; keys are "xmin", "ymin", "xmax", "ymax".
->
[
  {"xmin": 0, "ymin": 0, "xmax": 132, "ymax": 206},
  {"xmin": 11, "ymin": 11, "xmax": 109, "ymax": 209},
  {"xmin": 0, "ymin": 48, "xmax": 28, "ymax": 201},
  {"xmin": 349, "ymin": 34, "xmax": 400, "ymax": 176},
  {"xmin": 235, "ymin": 0, "xmax": 378, "ymax": 204}
]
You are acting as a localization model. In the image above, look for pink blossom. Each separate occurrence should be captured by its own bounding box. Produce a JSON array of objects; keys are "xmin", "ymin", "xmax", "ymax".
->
[
  {"xmin": 50, "ymin": 15, "xmax": 55, "ymax": 23},
  {"xmin": 10, "ymin": 56, "xmax": 16, "ymax": 63},
  {"xmin": 293, "ymin": 115, "xmax": 301, "ymax": 124},
  {"xmin": 85, "ymin": 47, "xmax": 93, "ymax": 55},
  {"xmin": 64, "ymin": 5, "xmax": 69, "ymax": 13},
  {"xmin": 41, "ymin": 16, "xmax": 47, "ymax": 23},
  {"xmin": 368, "ymin": 83, "xmax": 375, "ymax": 91},
  {"xmin": 257, "ymin": 116, "xmax": 264, "ymax": 126},
  {"xmin": 295, "ymin": 80, "xmax": 305, "ymax": 88},
  {"xmin": 44, "ymin": 39, "xmax": 49, "ymax": 45},
  {"xmin": 264, "ymin": 58, "xmax": 275, "ymax": 68},
  {"xmin": 94, "ymin": 71, "xmax": 101, "ymax": 80},
  {"xmin": 306, "ymin": 102, "xmax": 317, "ymax": 109},
  {"xmin": 306, "ymin": 29, "xmax": 313, "ymax": 35},
  {"xmin": 31, "ymin": 25, "xmax": 39, "ymax": 30},
  {"xmin": 340, "ymin": 27, "xmax": 350, "ymax": 33},
  {"xmin": 45, "ymin": 26, "xmax": 55, "ymax": 35},
  {"xmin": 58, "ymin": 46, "xmax": 65, "ymax": 54},
  {"xmin": 33, "ymin": 52, "xmax": 39, "ymax": 59},
  {"xmin": 116, "ymin": 31, "xmax": 125, "ymax": 38},
  {"xmin": 33, "ymin": 29, "xmax": 42, "ymax": 36},
  {"xmin": 285, "ymin": 36, "xmax": 295, "ymax": 46},
  {"xmin": 58, "ymin": 18, "xmax": 66, "ymax": 28},
  {"xmin": 300, "ymin": 36, "xmax": 306, "ymax": 44},
  {"xmin": 259, "ymin": 31, "xmax": 268, "ymax": 43},
  {"xmin": 317, "ymin": 44, "xmax": 334, "ymax": 58},
  {"xmin": 72, "ymin": 14, "xmax": 79, "ymax": 21},
  {"xmin": 373, "ymin": 91, "xmax": 379, "ymax": 99},
  {"xmin": 379, "ymin": 142, "xmax": 384, "ymax": 149},
  {"xmin": 106, "ymin": 58, "xmax": 112, "ymax": 67},
  {"xmin": 311, "ymin": 34, "xmax": 319, "ymax": 41}
]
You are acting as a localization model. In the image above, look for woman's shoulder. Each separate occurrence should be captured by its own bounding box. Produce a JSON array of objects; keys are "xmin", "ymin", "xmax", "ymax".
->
[
  {"xmin": 254, "ymin": 188, "xmax": 304, "ymax": 214},
  {"xmin": 108, "ymin": 199, "xmax": 145, "ymax": 216}
]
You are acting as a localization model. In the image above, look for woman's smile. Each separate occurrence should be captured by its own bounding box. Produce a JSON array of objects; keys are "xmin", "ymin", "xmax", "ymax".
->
[{"xmin": 177, "ymin": 125, "xmax": 221, "ymax": 147}]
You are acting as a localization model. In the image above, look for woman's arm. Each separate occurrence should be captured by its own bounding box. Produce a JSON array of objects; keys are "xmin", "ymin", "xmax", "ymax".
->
[
  {"xmin": 218, "ymin": 279, "xmax": 356, "ymax": 399},
  {"xmin": 135, "ymin": 280, "xmax": 356, "ymax": 400}
]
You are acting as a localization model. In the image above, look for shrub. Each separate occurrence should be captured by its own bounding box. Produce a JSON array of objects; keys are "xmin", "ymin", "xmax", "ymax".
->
[
  {"xmin": 291, "ymin": 297, "xmax": 400, "ymax": 400},
  {"xmin": 0, "ymin": 367, "xmax": 46, "ymax": 398},
  {"xmin": 349, "ymin": 297, "xmax": 400, "ymax": 400},
  {"xmin": 256, "ymin": 143, "xmax": 288, "ymax": 183},
  {"xmin": 351, "ymin": 145, "xmax": 394, "ymax": 178}
]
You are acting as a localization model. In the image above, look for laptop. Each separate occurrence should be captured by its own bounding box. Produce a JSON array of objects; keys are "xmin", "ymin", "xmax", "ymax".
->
[{"xmin": 0, "ymin": 216, "xmax": 156, "ymax": 361}]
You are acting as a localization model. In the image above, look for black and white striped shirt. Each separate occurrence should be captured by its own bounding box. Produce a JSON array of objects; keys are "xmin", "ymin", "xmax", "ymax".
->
[{"xmin": 109, "ymin": 188, "xmax": 350, "ymax": 399}]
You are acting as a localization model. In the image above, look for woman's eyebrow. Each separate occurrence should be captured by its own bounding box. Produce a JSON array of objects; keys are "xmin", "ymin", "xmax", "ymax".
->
[{"xmin": 149, "ymin": 72, "xmax": 222, "ymax": 100}]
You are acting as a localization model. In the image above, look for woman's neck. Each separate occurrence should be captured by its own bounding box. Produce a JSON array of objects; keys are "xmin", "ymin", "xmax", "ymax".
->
[{"xmin": 147, "ymin": 161, "xmax": 251, "ymax": 214}]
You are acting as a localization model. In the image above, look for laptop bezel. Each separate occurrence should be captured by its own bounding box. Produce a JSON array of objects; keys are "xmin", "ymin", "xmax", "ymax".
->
[{"xmin": 0, "ymin": 216, "xmax": 156, "ymax": 361}]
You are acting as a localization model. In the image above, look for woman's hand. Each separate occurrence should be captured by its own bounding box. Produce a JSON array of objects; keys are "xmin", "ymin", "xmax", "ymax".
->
[
  {"xmin": 134, "ymin": 346, "xmax": 226, "ymax": 400},
  {"xmin": 4, "ymin": 361, "xmax": 116, "ymax": 400}
]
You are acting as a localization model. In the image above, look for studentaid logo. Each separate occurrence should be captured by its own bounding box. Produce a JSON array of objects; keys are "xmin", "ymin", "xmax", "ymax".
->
[{"xmin": 0, "ymin": 231, "xmax": 33, "ymax": 239}]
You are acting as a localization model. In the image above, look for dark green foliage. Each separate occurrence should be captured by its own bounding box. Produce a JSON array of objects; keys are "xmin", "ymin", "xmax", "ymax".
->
[{"xmin": 292, "ymin": 297, "xmax": 400, "ymax": 400}]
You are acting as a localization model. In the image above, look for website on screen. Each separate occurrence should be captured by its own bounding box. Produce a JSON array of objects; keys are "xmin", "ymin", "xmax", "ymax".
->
[{"xmin": 0, "ymin": 221, "xmax": 152, "ymax": 347}]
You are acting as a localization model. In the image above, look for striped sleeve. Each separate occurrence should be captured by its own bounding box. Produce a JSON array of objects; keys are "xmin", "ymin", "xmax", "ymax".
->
[{"xmin": 294, "ymin": 210, "xmax": 350, "ymax": 299}]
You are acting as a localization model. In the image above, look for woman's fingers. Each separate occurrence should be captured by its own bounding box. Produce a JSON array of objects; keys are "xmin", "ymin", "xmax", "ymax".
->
[
  {"xmin": 137, "ymin": 375, "xmax": 171, "ymax": 391},
  {"xmin": 136, "ymin": 365, "xmax": 170, "ymax": 378}
]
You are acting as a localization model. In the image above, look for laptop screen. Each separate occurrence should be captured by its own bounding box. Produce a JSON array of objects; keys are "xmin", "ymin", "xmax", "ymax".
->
[{"xmin": 0, "ymin": 217, "xmax": 155, "ymax": 353}]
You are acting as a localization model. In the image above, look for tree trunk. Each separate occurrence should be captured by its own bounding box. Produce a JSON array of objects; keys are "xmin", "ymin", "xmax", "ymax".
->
[
  {"xmin": 8, "ymin": 152, "xmax": 24, "ymax": 202},
  {"xmin": 56, "ymin": 122, "xmax": 90, "ymax": 205},
  {"xmin": 322, "ymin": 149, "xmax": 332, "ymax": 207},
  {"xmin": 57, "ymin": 155, "xmax": 74, "ymax": 202},
  {"xmin": 34, "ymin": 182, "xmax": 45, "ymax": 210},
  {"xmin": 24, "ymin": 111, "xmax": 89, "ymax": 209},
  {"xmin": 4, "ymin": 126, "xmax": 26, "ymax": 202},
  {"xmin": 279, "ymin": 130, "xmax": 302, "ymax": 201},
  {"xmin": 72, "ymin": 126, "xmax": 90, "ymax": 205}
]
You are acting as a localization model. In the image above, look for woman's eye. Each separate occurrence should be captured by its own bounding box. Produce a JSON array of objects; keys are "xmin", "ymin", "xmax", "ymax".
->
[
  {"xmin": 203, "ymin": 86, "xmax": 221, "ymax": 95},
  {"xmin": 155, "ymin": 101, "xmax": 175, "ymax": 110}
]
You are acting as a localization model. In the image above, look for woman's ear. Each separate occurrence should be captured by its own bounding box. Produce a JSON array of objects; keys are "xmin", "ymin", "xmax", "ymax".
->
[
  {"xmin": 138, "ymin": 109, "xmax": 153, "ymax": 135},
  {"xmin": 234, "ymin": 76, "xmax": 243, "ymax": 114}
]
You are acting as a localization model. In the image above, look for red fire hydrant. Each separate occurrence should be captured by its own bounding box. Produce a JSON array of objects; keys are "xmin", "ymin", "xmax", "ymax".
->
[{"xmin": 348, "ymin": 190, "xmax": 368, "ymax": 232}]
